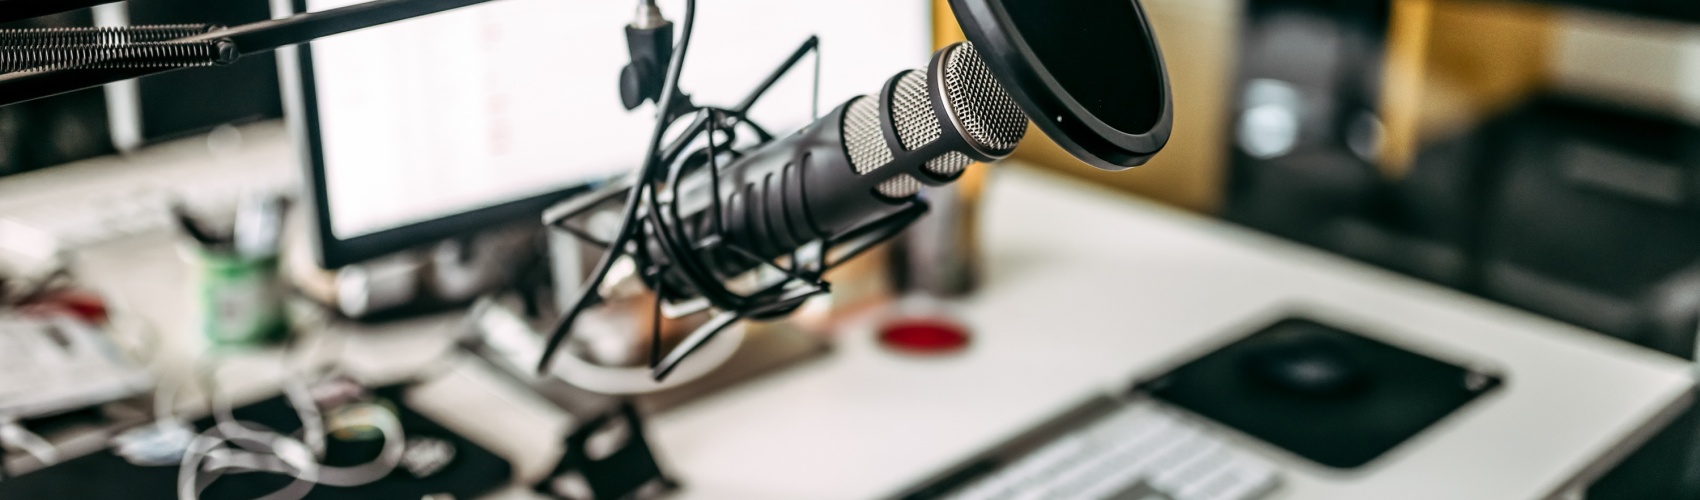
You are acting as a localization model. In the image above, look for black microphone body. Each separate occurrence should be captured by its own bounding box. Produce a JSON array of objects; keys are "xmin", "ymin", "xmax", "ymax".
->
[{"xmin": 643, "ymin": 42, "xmax": 1028, "ymax": 301}]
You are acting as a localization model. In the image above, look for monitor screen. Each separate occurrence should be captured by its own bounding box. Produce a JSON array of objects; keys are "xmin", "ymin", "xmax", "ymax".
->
[{"xmin": 296, "ymin": 0, "xmax": 931, "ymax": 264}]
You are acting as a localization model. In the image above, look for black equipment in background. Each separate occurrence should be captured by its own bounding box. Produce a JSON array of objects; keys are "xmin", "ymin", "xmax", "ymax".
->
[
  {"xmin": 1528, "ymin": 0, "xmax": 1700, "ymax": 23},
  {"xmin": 1399, "ymin": 97, "xmax": 1700, "ymax": 500},
  {"xmin": 1472, "ymin": 97, "xmax": 1700, "ymax": 361},
  {"xmin": 0, "ymin": 0, "xmax": 515, "ymax": 106},
  {"xmin": 1221, "ymin": 0, "xmax": 1489, "ymax": 291},
  {"xmin": 0, "ymin": 0, "xmax": 121, "ymax": 24},
  {"xmin": 96, "ymin": 0, "xmax": 282, "ymax": 150},
  {"xmin": 534, "ymin": 402, "xmax": 675, "ymax": 500},
  {"xmin": 0, "ymin": 10, "xmax": 115, "ymax": 176},
  {"xmin": 1223, "ymin": 0, "xmax": 1393, "ymax": 249}
]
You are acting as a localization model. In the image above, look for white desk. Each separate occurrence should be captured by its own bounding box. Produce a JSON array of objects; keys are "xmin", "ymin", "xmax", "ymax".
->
[
  {"xmin": 20, "ymin": 135, "xmax": 1694, "ymax": 500},
  {"xmin": 634, "ymin": 165, "xmax": 1694, "ymax": 500}
]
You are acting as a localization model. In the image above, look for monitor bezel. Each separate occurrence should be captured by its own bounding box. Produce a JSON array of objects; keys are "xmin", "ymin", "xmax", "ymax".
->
[{"xmin": 276, "ymin": 0, "xmax": 592, "ymax": 269}]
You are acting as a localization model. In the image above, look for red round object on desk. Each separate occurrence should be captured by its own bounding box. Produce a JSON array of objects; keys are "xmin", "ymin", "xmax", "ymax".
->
[{"xmin": 878, "ymin": 317, "xmax": 971, "ymax": 354}]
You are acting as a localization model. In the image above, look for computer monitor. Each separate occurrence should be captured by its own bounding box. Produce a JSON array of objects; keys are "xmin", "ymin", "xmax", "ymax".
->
[{"xmin": 280, "ymin": 0, "xmax": 933, "ymax": 268}]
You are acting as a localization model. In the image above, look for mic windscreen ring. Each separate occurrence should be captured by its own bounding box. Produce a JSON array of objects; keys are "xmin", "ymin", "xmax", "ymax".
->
[{"xmin": 941, "ymin": 42, "xmax": 1027, "ymax": 155}]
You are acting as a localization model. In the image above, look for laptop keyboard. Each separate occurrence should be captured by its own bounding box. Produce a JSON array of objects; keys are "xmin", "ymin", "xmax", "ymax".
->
[{"xmin": 940, "ymin": 403, "xmax": 1280, "ymax": 500}]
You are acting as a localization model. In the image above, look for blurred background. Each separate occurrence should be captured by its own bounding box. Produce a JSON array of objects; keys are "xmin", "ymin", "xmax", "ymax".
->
[
  {"xmin": 1011, "ymin": 1, "xmax": 1700, "ymax": 496},
  {"xmin": 3, "ymin": 0, "xmax": 1700, "ymax": 498}
]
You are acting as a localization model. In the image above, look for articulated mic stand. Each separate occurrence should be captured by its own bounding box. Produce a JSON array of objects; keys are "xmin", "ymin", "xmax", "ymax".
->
[{"xmin": 0, "ymin": 0, "xmax": 504, "ymax": 106}]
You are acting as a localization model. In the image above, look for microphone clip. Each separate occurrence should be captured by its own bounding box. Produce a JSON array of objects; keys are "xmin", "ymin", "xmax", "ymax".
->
[{"xmin": 619, "ymin": 1, "xmax": 676, "ymax": 111}]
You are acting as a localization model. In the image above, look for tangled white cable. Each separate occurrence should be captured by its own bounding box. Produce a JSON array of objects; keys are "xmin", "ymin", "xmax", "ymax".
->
[{"xmin": 166, "ymin": 352, "xmax": 407, "ymax": 499}]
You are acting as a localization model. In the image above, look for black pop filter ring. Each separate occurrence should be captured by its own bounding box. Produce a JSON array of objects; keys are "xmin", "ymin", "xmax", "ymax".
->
[{"xmin": 948, "ymin": 0, "xmax": 1173, "ymax": 170}]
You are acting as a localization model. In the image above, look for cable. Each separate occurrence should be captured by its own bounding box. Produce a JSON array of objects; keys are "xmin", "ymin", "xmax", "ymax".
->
[
  {"xmin": 538, "ymin": 4, "xmax": 840, "ymax": 379},
  {"xmin": 536, "ymin": 0, "xmax": 697, "ymax": 374},
  {"xmin": 812, "ymin": 38, "xmax": 821, "ymax": 120},
  {"xmin": 160, "ymin": 335, "xmax": 402, "ymax": 498}
]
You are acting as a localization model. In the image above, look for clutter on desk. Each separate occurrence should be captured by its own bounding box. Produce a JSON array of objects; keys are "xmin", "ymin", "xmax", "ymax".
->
[
  {"xmin": 0, "ymin": 230, "xmax": 159, "ymax": 479},
  {"xmin": 284, "ymin": 223, "xmax": 541, "ymax": 321},
  {"xmin": 534, "ymin": 401, "xmax": 675, "ymax": 500},
  {"xmin": 457, "ymin": 300, "xmax": 679, "ymax": 498},
  {"xmin": 0, "ymin": 218, "xmax": 71, "ymax": 308},
  {"xmin": 473, "ymin": 284, "xmax": 829, "ymax": 413},
  {"xmin": 0, "ymin": 381, "xmax": 514, "ymax": 499},
  {"xmin": 172, "ymin": 192, "xmax": 291, "ymax": 346},
  {"xmin": 0, "ymin": 311, "xmax": 153, "ymax": 421}
]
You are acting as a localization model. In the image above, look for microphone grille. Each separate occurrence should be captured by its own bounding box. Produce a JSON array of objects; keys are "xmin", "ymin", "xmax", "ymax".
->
[
  {"xmin": 843, "ymin": 96, "xmax": 891, "ymax": 175},
  {"xmin": 942, "ymin": 43, "xmax": 1027, "ymax": 154},
  {"xmin": 844, "ymin": 96, "xmax": 923, "ymax": 198},
  {"xmin": 892, "ymin": 70, "xmax": 941, "ymax": 151}
]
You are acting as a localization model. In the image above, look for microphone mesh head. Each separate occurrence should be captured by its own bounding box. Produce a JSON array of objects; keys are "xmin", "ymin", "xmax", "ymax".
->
[
  {"xmin": 926, "ymin": 151, "xmax": 972, "ymax": 178},
  {"xmin": 876, "ymin": 173, "xmax": 922, "ymax": 199},
  {"xmin": 942, "ymin": 43, "xmax": 1027, "ymax": 154},
  {"xmin": 892, "ymin": 69, "xmax": 969, "ymax": 186},
  {"xmin": 844, "ymin": 96, "xmax": 922, "ymax": 198},
  {"xmin": 840, "ymin": 43, "xmax": 1030, "ymax": 200},
  {"xmin": 843, "ymin": 96, "xmax": 890, "ymax": 175},
  {"xmin": 892, "ymin": 70, "xmax": 941, "ymax": 151}
]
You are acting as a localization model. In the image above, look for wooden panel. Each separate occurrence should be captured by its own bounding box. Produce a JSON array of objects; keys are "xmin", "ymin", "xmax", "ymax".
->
[{"xmin": 1383, "ymin": 0, "xmax": 1557, "ymax": 176}]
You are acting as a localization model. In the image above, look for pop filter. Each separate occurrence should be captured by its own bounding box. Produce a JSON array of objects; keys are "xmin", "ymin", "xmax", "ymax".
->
[{"xmin": 948, "ymin": 0, "xmax": 1172, "ymax": 170}]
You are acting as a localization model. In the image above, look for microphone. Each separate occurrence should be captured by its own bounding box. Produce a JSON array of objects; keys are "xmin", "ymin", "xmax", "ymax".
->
[
  {"xmin": 642, "ymin": 41, "xmax": 1028, "ymax": 302},
  {"xmin": 544, "ymin": 0, "xmax": 1172, "ymax": 379}
]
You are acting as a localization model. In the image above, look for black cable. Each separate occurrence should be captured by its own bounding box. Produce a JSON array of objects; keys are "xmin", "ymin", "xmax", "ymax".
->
[
  {"xmin": 704, "ymin": 113, "xmax": 727, "ymax": 238},
  {"xmin": 536, "ymin": 0, "xmax": 697, "ymax": 374},
  {"xmin": 652, "ymin": 109, "xmax": 745, "ymax": 312},
  {"xmin": 539, "ymin": 5, "xmax": 835, "ymax": 378},
  {"xmin": 812, "ymin": 38, "xmax": 821, "ymax": 120}
]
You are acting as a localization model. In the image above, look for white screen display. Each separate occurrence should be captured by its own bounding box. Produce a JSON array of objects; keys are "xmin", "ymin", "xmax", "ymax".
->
[{"xmin": 306, "ymin": 0, "xmax": 932, "ymax": 240}]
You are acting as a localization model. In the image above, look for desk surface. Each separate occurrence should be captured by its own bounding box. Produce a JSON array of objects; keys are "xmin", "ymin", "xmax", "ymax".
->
[
  {"xmin": 634, "ymin": 165, "xmax": 1694, "ymax": 500},
  {"xmin": 40, "ymin": 145, "xmax": 1697, "ymax": 500}
]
